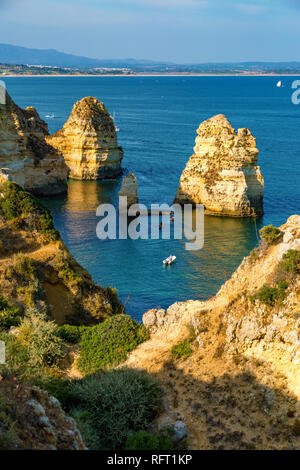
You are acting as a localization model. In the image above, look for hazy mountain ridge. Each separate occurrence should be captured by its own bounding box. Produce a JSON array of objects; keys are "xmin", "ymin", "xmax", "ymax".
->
[{"xmin": 1, "ymin": 44, "xmax": 300, "ymax": 72}]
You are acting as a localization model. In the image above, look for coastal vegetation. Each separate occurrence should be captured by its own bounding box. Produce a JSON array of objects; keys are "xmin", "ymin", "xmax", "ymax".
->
[
  {"xmin": 66, "ymin": 369, "xmax": 163, "ymax": 450},
  {"xmin": 77, "ymin": 314, "xmax": 149, "ymax": 374},
  {"xmin": 259, "ymin": 225, "xmax": 282, "ymax": 244},
  {"xmin": 0, "ymin": 182, "xmax": 162, "ymax": 449},
  {"xmin": 0, "ymin": 182, "xmax": 59, "ymax": 243},
  {"xmin": 251, "ymin": 249, "xmax": 300, "ymax": 306},
  {"xmin": 171, "ymin": 327, "xmax": 196, "ymax": 360},
  {"xmin": 125, "ymin": 430, "xmax": 174, "ymax": 451}
]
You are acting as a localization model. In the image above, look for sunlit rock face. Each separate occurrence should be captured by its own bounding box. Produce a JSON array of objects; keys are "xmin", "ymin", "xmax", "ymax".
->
[
  {"xmin": 174, "ymin": 114, "xmax": 264, "ymax": 217},
  {"xmin": 118, "ymin": 171, "xmax": 139, "ymax": 208},
  {"xmin": 0, "ymin": 91, "xmax": 68, "ymax": 195},
  {"xmin": 46, "ymin": 97, "xmax": 123, "ymax": 180}
]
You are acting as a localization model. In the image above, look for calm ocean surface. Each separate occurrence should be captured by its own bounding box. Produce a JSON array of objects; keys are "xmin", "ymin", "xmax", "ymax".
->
[{"xmin": 5, "ymin": 76, "xmax": 300, "ymax": 320}]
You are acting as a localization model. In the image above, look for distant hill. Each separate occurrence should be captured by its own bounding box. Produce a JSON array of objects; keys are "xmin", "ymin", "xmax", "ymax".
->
[
  {"xmin": 0, "ymin": 43, "xmax": 172, "ymax": 68},
  {"xmin": 0, "ymin": 44, "xmax": 299, "ymax": 73}
]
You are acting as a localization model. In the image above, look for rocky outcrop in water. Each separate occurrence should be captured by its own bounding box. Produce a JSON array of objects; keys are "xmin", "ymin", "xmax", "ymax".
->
[
  {"xmin": 0, "ymin": 90, "xmax": 68, "ymax": 196},
  {"xmin": 46, "ymin": 97, "xmax": 123, "ymax": 180},
  {"xmin": 174, "ymin": 114, "xmax": 264, "ymax": 217},
  {"xmin": 118, "ymin": 172, "xmax": 138, "ymax": 208}
]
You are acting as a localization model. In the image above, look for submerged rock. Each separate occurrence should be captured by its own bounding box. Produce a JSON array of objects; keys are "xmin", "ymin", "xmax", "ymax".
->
[
  {"xmin": 0, "ymin": 90, "xmax": 68, "ymax": 195},
  {"xmin": 46, "ymin": 97, "xmax": 123, "ymax": 180},
  {"xmin": 118, "ymin": 171, "xmax": 139, "ymax": 209},
  {"xmin": 174, "ymin": 114, "xmax": 264, "ymax": 217}
]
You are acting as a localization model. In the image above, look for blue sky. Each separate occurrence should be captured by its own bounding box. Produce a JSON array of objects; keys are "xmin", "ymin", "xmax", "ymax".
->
[{"xmin": 0, "ymin": 0, "xmax": 300, "ymax": 62}]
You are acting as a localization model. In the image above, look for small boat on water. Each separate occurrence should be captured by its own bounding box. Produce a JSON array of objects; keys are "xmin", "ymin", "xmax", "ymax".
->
[
  {"xmin": 45, "ymin": 114, "xmax": 55, "ymax": 119},
  {"xmin": 163, "ymin": 255, "xmax": 176, "ymax": 266},
  {"xmin": 276, "ymin": 81, "xmax": 282, "ymax": 88}
]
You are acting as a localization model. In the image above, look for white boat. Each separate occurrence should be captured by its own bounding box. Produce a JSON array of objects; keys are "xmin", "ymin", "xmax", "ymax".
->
[
  {"xmin": 45, "ymin": 114, "xmax": 55, "ymax": 118},
  {"xmin": 276, "ymin": 81, "xmax": 282, "ymax": 88},
  {"xmin": 163, "ymin": 255, "xmax": 177, "ymax": 266}
]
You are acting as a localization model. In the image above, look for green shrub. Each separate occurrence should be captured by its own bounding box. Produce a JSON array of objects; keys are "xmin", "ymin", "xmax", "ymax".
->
[
  {"xmin": 124, "ymin": 430, "xmax": 174, "ymax": 450},
  {"xmin": 77, "ymin": 314, "xmax": 149, "ymax": 374},
  {"xmin": 51, "ymin": 252, "xmax": 83, "ymax": 287},
  {"xmin": 6, "ymin": 254, "xmax": 36, "ymax": 281},
  {"xmin": 0, "ymin": 182, "xmax": 59, "ymax": 241},
  {"xmin": 252, "ymin": 282, "xmax": 289, "ymax": 306},
  {"xmin": 104, "ymin": 287, "xmax": 123, "ymax": 314},
  {"xmin": 0, "ymin": 330, "xmax": 33, "ymax": 379},
  {"xmin": 56, "ymin": 324, "xmax": 88, "ymax": 344},
  {"xmin": 171, "ymin": 326, "xmax": 196, "ymax": 360},
  {"xmin": 17, "ymin": 308, "xmax": 65, "ymax": 368},
  {"xmin": 171, "ymin": 339, "xmax": 193, "ymax": 360},
  {"xmin": 34, "ymin": 376, "xmax": 72, "ymax": 409},
  {"xmin": 259, "ymin": 225, "xmax": 281, "ymax": 244},
  {"xmin": 0, "ymin": 295, "xmax": 20, "ymax": 329},
  {"xmin": 67, "ymin": 368, "xmax": 163, "ymax": 450},
  {"xmin": 277, "ymin": 250, "xmax": 300, "ymax": 276}
]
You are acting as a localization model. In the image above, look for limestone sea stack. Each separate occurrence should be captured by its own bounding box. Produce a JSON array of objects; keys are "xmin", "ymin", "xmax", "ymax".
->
[
  {"xmin": 174, "ymin": 114, "xmax": 264, "ymax": 217},
  {"xmin": 0, "ymin": 91, "xmax": 68, "ymax": 195},
  {"xmin": 46, "ymin": 97, "xmax": 123, "ymax": 180},
  {"xmin": 118, "ymin": 171, "xmax": 139, "ymax": 209}
]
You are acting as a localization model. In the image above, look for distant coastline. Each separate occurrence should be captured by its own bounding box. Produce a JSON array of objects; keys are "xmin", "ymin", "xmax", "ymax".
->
[{"xmin": 3, "ymin": 72, "xmax": 300, "ymax": 78}]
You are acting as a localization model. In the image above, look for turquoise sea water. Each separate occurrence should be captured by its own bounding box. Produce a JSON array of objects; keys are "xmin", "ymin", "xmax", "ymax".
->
[{"xmin": 4, "ymin": 76, "xmax": 300, "ymax": 320}]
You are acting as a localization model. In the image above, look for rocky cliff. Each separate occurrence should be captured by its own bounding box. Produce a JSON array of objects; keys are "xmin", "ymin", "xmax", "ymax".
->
[
  {"xmin": 174, "ymin": 114, "xmax": 264, "ymax": 217},
  {"xmin": 126, "ymin": 215, "xmax": 300, "ymax": 449},
  {"xmin": 0, "ymin": 377, "xmax": 85, "ymax": 450},
  {"xmin": 118, "ymin": 171, "xmax": 139, "ymax": 209},
  {"xmin": 0, "ymin": 182, "xmax": 116, "ymax": 325},
  {"xmin": 46, "ymin": 97, "xmax": 123, "ymax": 180},
  {"xmin": 0, "ymin": 91, "xmax": 68, "ymax": 196}
]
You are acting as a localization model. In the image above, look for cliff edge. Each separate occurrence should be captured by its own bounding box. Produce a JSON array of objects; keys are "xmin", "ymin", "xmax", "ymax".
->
[
  {"xmin": 126, "ymin": 215, "xmax": 300, "ymax": 449},
  {"xmin": 0, "ymin": 90, "xmax": 68, "ymax": 196}
]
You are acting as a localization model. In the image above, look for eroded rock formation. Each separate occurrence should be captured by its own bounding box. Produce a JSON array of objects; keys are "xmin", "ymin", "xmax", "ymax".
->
[
  {"xmin": 46, "ymin": 97, "xmax": 123, "ymax": 180},
  {"xmin": 127, "ymin": 215, "xmax": 300, "ymax": 450},
  {"xmin": 0, "ymin": 91, "xmax": 68, "ymax": 195},
  {"xmin": 174, "ymin": 114, "xmax": 264, "ymax": 217},
  {"xmin": 0, "ymin": 378, "xmax": 86, "ymax": 450},
  {"xmin": 118, "ymin": 171, "xmax": 138, "ymax": 208}
]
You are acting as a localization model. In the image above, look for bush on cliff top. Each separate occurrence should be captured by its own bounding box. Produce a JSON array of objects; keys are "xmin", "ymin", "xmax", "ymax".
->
[
  {"xmin": 17, "ymin": 308, "xmax": 65, "ymax": 368},
  {"xmin": 260, "ymin": 225, "xmax": 281, "ymax": 244},
  {"xmin": 252, "ymin": 281, "xmax": 289, "ymax": 306},
  {"xmin": 67, "ymin": 368, "xmax": 163, "ymax": 450},
  {"xmin": 77, "ymin": 314, "xmax": 149, "ymax": 374},
  {"xmin": 171, "ymin": 326, "xmax": 196, "ymax": 361},
  {"xmin": 0, "ymin": 182, "xmax": 59, "ymax": 241}
]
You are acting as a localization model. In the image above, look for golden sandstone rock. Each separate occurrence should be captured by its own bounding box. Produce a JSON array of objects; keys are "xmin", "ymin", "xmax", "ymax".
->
[
  {"xmin": 46, "ymin": 97, "xmax": 123, "ymax": 180},
  {"xmin": 174, "ymin": 114, "xmax": 264, "ymax": 217},
  {"xmin": 0, "ymin": 91, "xmax": 68, "ymax": 195},
  {"xmin": 118, "ymin": 171, "xmax": 139, "ymax": 208}
]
